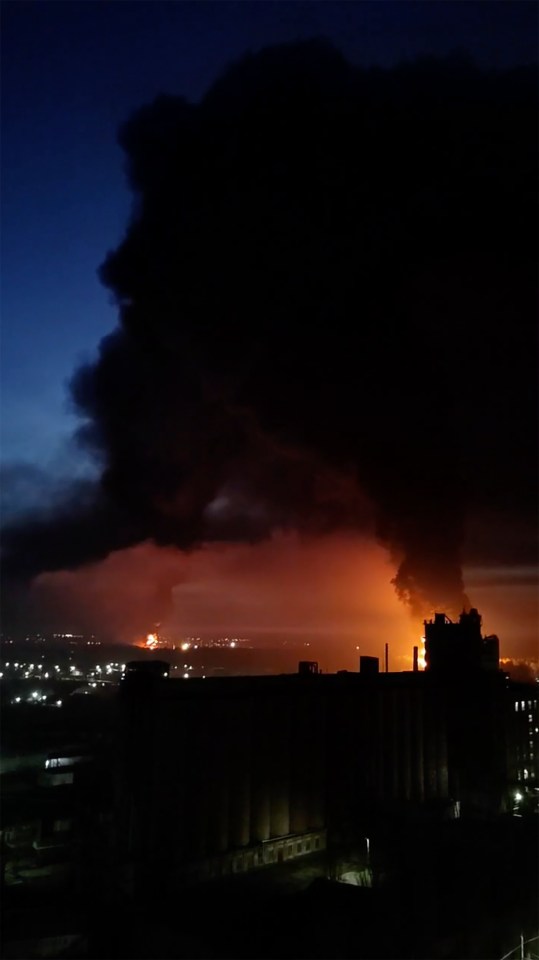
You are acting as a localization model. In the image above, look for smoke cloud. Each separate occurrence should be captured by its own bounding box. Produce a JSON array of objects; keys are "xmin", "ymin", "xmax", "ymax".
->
[{"xmin": 3, "ymin": 41, "xmax": 536, "ymax": 618}]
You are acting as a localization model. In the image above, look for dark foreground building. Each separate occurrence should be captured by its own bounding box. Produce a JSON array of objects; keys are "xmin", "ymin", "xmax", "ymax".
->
[{"xmin": 115, "ymin": 610, "xmax": 538, "ymax": 894}]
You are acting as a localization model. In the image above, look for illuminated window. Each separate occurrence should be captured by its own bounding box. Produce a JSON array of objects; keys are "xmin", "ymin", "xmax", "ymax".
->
[
  {"xmin": 523, "ymin": 769, "xmax": 529, "ymax": 780},
  {"xmin": 515, "ymin": 703, "xmax": 519, "ymax": 712}
]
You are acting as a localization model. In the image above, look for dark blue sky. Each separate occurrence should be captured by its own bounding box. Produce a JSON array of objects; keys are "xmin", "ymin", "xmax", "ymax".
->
[{"xmin": 2, "ymin": 0, "xmax": 536, "ymax": 498}]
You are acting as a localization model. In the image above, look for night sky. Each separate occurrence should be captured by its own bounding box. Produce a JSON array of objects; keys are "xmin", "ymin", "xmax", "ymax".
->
[{"xmin": 2, "ymin": 1, "xmax": 537, "ymax": 659}]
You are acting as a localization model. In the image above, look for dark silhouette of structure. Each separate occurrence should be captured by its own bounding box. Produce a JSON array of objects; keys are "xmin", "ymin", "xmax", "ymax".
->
[
  {"xmin": 114, "ymin": 610, "xmax": 538, "ymax": 894},
  {"xmin": 424, "ymin": 608, "xmax": 500, "ymax": 673}
]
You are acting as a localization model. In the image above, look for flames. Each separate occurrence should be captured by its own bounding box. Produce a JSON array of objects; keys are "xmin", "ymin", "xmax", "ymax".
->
[{"xmin": 418, "ymin": 636, "xmax": 426, "ymax": 671}]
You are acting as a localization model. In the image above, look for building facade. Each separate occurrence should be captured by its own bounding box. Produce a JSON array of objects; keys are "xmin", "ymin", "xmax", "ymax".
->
[{"xmin": 114, "ymin": 611, "xmax": 538, "ymax": 893}]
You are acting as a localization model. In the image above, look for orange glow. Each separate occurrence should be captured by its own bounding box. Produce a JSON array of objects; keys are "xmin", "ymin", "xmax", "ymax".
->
[
  {"xmin": 33, "ymin": 542, "xmax": 185, "ymax": 644},
  {"xmin": 30, "ymin": 537, "xmax": 538, "ymax": 664},
  {"xmin": 146, "ymin": 633, "xmax": 158, "ymax": 648},
  {"xmin": 418, "ymin": 635, "xmax": 426, "ymax": 670},
  {"xmin": 166, "ymin": 533, "xmax": 423, "ymax": 671}
]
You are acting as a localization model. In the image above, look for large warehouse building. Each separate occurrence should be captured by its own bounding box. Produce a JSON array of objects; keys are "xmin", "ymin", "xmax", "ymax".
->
[{"xmin": 114, "ymin": 609, "xmax": 538, "ymax": 892}]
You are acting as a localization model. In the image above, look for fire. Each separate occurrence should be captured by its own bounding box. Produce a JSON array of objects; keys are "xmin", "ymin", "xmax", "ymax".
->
[
  {"xmin": 146, "ymin": 633, "xmax": 158, "ymax": 648},
  {"xmin": 418, "ymin": 635, "xmax": 426, "ymax": 670}
]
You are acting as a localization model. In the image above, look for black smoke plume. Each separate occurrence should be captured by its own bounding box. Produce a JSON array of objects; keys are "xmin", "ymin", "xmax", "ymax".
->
[{"xmin": 3, "ymin": 42, "xmax": 537, "ymax": 616}]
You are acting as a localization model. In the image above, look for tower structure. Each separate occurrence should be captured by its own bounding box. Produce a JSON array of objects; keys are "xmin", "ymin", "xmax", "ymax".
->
[{"xmin": 424, "ymin": 608, "xmax": 499, "ymax": 674}]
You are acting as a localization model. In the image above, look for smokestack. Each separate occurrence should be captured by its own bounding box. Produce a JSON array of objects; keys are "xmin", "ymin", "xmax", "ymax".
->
[
  {"xmin": 385, "ymin": 643, "xmax": 389, "ymax": 673},
  {"xmin": 413, "ymin": 646, "xmax": 419, "ymax": 672}
]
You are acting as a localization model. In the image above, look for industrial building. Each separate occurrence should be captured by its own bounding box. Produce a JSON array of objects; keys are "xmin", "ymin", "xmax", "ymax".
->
[{"xmin": 114, "ymin": 610, "xmax": 538, "ymax": 893}]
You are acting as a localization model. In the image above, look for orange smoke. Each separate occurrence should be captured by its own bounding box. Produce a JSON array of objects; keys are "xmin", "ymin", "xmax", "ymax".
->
[
  {"xmin": 34, "ymin": 542, "xmax": 186, "ymax": 644},
  {"xmin": 30, "ymin": 534, "xmax": 537, "ymax": 667}
]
